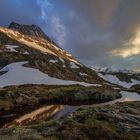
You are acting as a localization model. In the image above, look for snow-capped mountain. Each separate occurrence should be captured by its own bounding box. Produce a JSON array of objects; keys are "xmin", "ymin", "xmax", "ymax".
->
[
  {"xmin": 9, "ymin": 22, "xmax": 48, "ymax": 39},
  {"xmin": 0, "ymin": 22, "xmax": 80, "ymax": 65},
  {"xmin": 1, "ymin": 22, "xmax": 139, "ymax": 89},
  {"xmin": 0, "ymin": 22, "xmax": 104, "ymax": 87},
  {"xmin": 92, "ymin": 66, "xmax": 136, "ymax": 74},
  {"xmin": 91, "ymin": 66, "xmax": 140, "ymax": 88}
]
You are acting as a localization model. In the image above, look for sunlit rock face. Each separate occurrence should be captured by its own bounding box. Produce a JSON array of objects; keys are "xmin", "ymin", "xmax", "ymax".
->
[
  {"xmin": 9, "ymin": 22, "xmax": 47, "ymax": 39},
  {"xmin": 0, "ymin": 23, "xmax": 81, "ymax": 65},
  {"xmin": 0, "ymin": 23, "xmax": 104, "ymax": 84}
]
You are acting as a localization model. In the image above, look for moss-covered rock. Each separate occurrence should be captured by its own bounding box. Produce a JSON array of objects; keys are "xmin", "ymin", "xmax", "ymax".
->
[{"xmin": 0, "ymin": 84, "xmax": 121, "ymax": 112}]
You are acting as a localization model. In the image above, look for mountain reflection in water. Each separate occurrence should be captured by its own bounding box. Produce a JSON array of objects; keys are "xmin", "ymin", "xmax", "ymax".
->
[
  {"xmin": 3, "ymin": 91, "xmax": 140, "ymax": 128},
  {"xmin": 3, "ymin": 105, "xmax": 66, "ymax": 128}
]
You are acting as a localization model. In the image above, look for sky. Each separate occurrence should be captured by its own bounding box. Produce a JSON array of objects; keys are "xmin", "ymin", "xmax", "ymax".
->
[{"xmin": 0, "ymin": 0, "xmax": 140, "ymax": 71}]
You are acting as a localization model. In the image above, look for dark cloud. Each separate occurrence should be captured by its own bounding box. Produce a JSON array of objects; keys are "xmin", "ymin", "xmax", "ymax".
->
[
  {"xmin": 0, "ymin": 0, "xmax": 140, "ymax": 71},
  {"xmin": 0, "ymin": 0, "xmax": 41, "ymax": 26},
  {"xmin": 52, "ymin": 0, "xmax": 140, "ymax": 71}
]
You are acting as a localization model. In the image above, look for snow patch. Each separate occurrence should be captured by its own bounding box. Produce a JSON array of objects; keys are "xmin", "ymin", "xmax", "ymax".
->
[
  {"xmin": 79, "ymin": 72, "xmax": 88, "ymax": 76},
  {"xmin": 100, "ymin": 74, "xmax": 140, "ymax": 88},
  {"xmin": 49, "ymin": 59, "xmax": 58, "ymax": 63},
  {"xmin": 113, "ymin": 87, "xmax": 120, "ymax": 90},
  {"xmin": 70, "ymin": 62, "xmax": 79, "ymax": 69},
  {"xmin": 0, "ymin": 61, "xmax": 99, "ymax": 87},
  {"xmin": 6, "ymin": 45, "xmax": 19, "ymax": 52},
  {"xmin": 92, "ymin": 84, "xmax": 102, "ymax": 87},
  {"xmin": 24, "ymin": 51, "xmax": 29, "ymax": 54}
]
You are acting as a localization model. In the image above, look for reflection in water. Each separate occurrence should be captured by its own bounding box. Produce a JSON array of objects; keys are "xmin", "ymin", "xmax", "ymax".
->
[
  {"xmin": 79, "ymin": 91, "xmax": 140, "ymax": 108},
  {"xmin": 4, "ymin": 105, "xmax": 64, "ymax": 128},
  {"xmin": 3, "ymin": 91, "xmax": 140, "ymax": 128},
  {"xmin": 120, "ymin": 91, "xmax": 140, "ymax": 101}
]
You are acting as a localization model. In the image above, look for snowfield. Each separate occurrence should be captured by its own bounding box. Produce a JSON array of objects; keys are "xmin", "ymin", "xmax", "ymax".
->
[
  {"xmin": 0, "ymin": 61, "xmax": 99, "ymax": 87},
  {"xmin": 99, "ymin": 74, "xmax": 140, "ymax": 88},
  {"xmin": 6, "ymin": 45, "xmax": 19, "ymax": 52}
]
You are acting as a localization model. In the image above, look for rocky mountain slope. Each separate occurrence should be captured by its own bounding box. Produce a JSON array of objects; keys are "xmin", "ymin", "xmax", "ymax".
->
[
  {"xmin": 9, "ymin": 22, "xmax": 48, "ymax": 39},
  {"xmin": 0, "ymin": 22, "xmax": 104, "ymax": 85}
]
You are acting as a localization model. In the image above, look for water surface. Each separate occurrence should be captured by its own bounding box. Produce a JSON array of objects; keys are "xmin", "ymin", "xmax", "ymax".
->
[{"xmin": 2, "ymin": 91, "xmax": 140, "ymax": 128}]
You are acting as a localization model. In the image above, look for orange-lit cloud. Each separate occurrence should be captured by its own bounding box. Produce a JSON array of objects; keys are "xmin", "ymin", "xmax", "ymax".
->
[{"xmin": 111, "ymin": 30, "xmax": 140, "ymax": 58}]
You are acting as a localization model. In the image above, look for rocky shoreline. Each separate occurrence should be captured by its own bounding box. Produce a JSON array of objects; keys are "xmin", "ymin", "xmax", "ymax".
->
[
  {"xmin": 0, "ymin": 84, "xmax": 121, "ymax": 128},
  {"xmin": 0, "ymin": 84, "xmax": 140, "ymax": 139},
  {"xmin": 0, "ymin": 84, "xmax": 121, "ymax": 111},
  {"xmin": 0, "ymin": 101, "xmax": 139, "ymax": 140}
]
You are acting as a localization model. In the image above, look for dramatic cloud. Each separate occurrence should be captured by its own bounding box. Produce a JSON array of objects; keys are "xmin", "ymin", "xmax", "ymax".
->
[
  {"xmin": 112, "ymin": 30, "xmax": 140, "ymax": 58},
  {"xmin": 0, "ymin": 0, "xmax": 140, "ymax": 71}
]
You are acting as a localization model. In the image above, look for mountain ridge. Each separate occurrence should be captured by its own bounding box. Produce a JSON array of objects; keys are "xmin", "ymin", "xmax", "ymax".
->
[
  {"xmin": 9, "ymin": 22, "xmax": 47, "ymax": 39},
  {"xmin": 91, "ymin": 66, "xmax": 140, "ymax": 88},
  {"xmin": 0, "ymin": 23, "xmax": 80, "ymax": 65},
  {"xmin": 8, "ymin": 22, "xmax": 58, "ymax": 47},
  {"xmin": 0, "ymin": 22, "xmax": 104, "ymax": 84}
]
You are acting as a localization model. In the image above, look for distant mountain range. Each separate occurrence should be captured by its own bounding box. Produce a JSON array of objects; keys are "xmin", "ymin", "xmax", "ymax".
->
[{"xmin": 91, "ymin": 66, "xmax": 140, "ymax": 88}]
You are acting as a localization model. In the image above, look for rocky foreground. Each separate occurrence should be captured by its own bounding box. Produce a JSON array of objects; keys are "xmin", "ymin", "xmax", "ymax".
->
[
  {"xmin": 0, "ymin": 84, "xmax": 120, "ymax": 112},
  {"xmin": 0, "ymin": 101, "xmax": 139, "ymax": 140}
]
